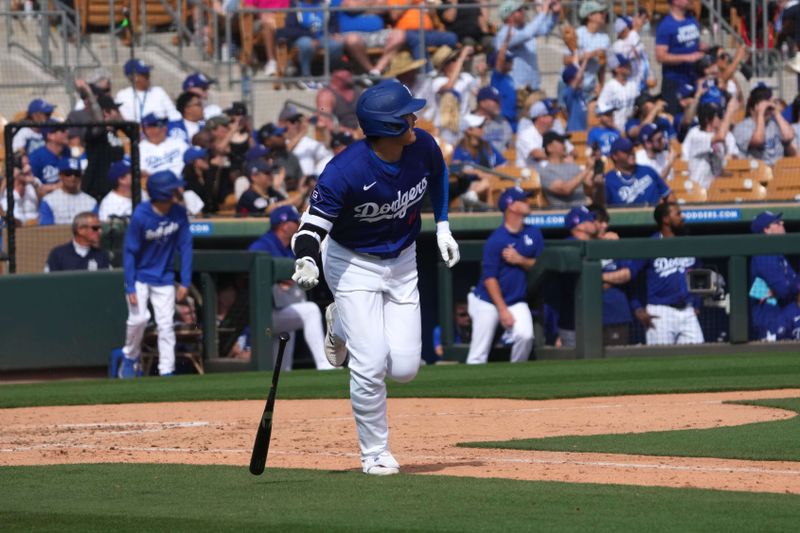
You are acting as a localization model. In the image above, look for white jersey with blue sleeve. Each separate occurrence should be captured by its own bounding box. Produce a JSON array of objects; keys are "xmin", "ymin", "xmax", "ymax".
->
[{"xmin": 305, "ymin": 129, "xmax": 448, "ymax": 258}]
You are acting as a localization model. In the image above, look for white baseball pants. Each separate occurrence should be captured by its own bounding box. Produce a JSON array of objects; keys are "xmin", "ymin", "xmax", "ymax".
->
[
  {"xmin": 324, "ymin": 238, "xmax": 421, "ymax": 460},
  {"xmin": 465, "ymin": 292, "xmax": 534, "ymax": 364},
  {"xmin": 123, "ymin": 281, "xmax": 176, "ymax": 376},
  {"xmin": 272, "ymin": 302, "xmax": 335, "ymax": 371},
  {"xmin": 645, "ymin": 304, "xmax": 704, "ymax": 345}
]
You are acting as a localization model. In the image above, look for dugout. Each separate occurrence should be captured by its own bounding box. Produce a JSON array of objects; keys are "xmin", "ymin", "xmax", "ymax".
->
[{"xmin": 4, "ymin": 204, "xmax": 800, "ymax": 374}]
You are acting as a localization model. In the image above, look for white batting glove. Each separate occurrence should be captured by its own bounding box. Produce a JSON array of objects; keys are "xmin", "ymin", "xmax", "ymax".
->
[
  {"xmin": 436, "ymin": 221, "xmax": 460, "ymax": 268},
  {"xmin": 292, "ymin": 257, "xmax": 319, "ymax": 290}
]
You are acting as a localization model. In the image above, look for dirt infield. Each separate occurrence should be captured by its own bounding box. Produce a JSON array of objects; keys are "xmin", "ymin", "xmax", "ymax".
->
[{"xmin": 2, "ymin": 389, "xmax": 800, "ymax": 494}]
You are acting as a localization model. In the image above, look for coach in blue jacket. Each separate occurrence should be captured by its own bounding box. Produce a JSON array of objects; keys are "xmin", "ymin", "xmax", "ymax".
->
[{"xmin": 749, "ymin": 211, "xmax": 800, "ymax": 341}]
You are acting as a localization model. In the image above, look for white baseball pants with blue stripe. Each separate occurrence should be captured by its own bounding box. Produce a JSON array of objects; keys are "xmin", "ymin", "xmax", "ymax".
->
[{"xmin": 323, "ymin": 238, "xmax": 421, "ymax": 461}]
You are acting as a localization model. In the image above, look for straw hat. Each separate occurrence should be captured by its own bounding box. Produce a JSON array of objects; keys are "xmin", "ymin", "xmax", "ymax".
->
[
  {"xmin": 384, "ymin": 51, "xmax": 427, "ymax": 78},
  {"xmin": 431, "ymin": 45, "xmax": 461, "ymax": 71}
]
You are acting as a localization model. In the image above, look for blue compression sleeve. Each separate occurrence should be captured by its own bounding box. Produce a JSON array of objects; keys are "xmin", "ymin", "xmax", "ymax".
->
[{"xmin": 430, "ymin": 161, "xmax": 449, "ymax": 223}]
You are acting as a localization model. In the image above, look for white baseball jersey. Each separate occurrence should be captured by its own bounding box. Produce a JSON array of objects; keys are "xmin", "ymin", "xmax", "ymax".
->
[
  {"xmin": 39, "ymin": 189, "xmax": 98, "ymax": 225},
  {"xmin": 681, "ymin": 126, "xmax": 740, "ymax": 190},
  {"xmin": 139, "ymin": 137, "xmax": 188, "ymax": 177},
  {"xmin": 293, "ymin": 135, "xmax": 333, "ymax": 177},
  {"xmin": 1, "ymin": 184, "xmax": 39, "ymax": 224},
  {"xmin": 598, "ymin": 78, "xmax": 640, "ymax": 133},
  {"xmin": 635, "ymin": 149, "xmax": 673, "ymax": 181},
  {"xmin": 115, "ymin": 86, "xmax": 179, "ymax": 123}
]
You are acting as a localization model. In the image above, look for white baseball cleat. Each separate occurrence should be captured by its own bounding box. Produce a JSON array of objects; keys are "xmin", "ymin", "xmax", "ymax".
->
[
  {"xmin": 362, "ymin": 451, "xmax": 400, "ymax": 476},
  {"xmin": 324, "ymin": 303, "xmax": 348, "ymax": 367}
]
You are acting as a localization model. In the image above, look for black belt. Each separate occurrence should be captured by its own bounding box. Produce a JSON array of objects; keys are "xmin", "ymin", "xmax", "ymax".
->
[{"xmin": 666, "ymin": 301, "xmax": 688, "ymax": 309}]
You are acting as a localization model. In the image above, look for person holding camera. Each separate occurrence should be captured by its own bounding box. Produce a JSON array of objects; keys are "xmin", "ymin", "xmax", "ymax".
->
[
  {"xmin": 1, "ymin": 156, "xmax": 39, "ymax": 226},
  {"xmin": 539, "ymin": 131, "xmax": 601, "ymax": 207},
  {"xmin": 733, "ymin": 84, "xmax": 797, "ymax": 166},
  {"xmin": 682, "ymin": 98, "xmax": 740, "ymax": 190}
]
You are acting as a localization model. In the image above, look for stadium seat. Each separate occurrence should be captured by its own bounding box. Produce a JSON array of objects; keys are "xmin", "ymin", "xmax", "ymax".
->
[
  {"xmin": 671, "ymin": 166, "xmax": 708, "ymax": 204},
  {"xmin": 765, "ymin": 158, "xmax": 800, "ymax": 201},
  {"xmin": 707, "ymin": 177, "xmax": 767, "ymax": 203},
  {"xmin": 570, "ymin": 130, "xmax": 589, "ymax": 164}
]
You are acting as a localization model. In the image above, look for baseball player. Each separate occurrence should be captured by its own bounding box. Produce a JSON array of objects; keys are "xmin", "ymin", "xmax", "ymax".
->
[
  {"xmin": 628, "ymin": 202, "xmax": 704, "ymax": 345},
  {"xmin": 248, "ymin": 205, "xmax": 335, "ymax": 371},
  {"xmin": 749, "ymin": 211, "xmax": 800, "ymax": 341},
  {"xmin": 466, "ymin": 187, "xmax": 541, "ymax": 364},
  {"xmin": 290, "ymin": 79, "xmax": 460, "ymax": 475},
  {"xmin": 117, "ymin": 170, "xmax": 193, "ymax": 378}
]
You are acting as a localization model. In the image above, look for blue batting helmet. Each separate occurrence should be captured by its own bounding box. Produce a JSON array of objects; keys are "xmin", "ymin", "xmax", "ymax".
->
[
  {"xmin": 147, "ymin": 170, "xmax": 186, "ymax": 201},
  {"xmin": 356, "ymin": 79, "xmax": 426, "ymax": 137}
]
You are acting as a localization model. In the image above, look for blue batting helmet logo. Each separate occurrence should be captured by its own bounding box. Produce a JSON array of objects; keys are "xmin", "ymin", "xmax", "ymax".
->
[{"xmin": 356, "ymin": 79, "xmax": 427, "ymax": 137}]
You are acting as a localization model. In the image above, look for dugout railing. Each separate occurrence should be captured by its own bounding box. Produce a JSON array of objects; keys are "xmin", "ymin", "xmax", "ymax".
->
[
  {"xmin": 0, "ymin": 250, "xmax": 295, "ymax": 373},
  {"xmin": 438, "ymin": 234, "xmax": 800, "ymax": 361}
]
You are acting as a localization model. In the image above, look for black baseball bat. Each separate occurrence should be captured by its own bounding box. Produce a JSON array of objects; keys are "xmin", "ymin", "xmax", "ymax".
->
[{"xmin": 249, "ymin": 331, "xmax": 291, "ymax": 476}]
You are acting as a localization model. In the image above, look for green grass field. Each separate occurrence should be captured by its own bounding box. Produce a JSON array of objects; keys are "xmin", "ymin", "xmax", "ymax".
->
[
  {"xmin": 2, "ymin": 464, "xmax": 799, "ymax": 533},
  {"xmin": 2, "ymin": 352, "xmax": 800, "ymax": 408},
  {"xmin": 462, "ymin": 397, "xmax": 800, "ymax": 462},
  {"xmin": 3, "ymin": 353, "xmax": 800, "ymax": 532}
]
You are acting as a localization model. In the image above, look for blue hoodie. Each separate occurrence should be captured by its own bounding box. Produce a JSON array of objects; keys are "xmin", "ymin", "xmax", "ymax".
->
[{"xmin": 123, "ymin": 201, "xmax": 192, "ymax": 293}]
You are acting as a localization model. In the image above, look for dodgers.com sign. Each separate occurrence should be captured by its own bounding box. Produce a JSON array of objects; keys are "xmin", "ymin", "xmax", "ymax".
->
[
  {"xmin": 190, "ymin": 223, "xmax": 212, "ymax": 235},
  {"xmin": 682, "ymin": 209, "xmax": 741, "ymax": 223}
]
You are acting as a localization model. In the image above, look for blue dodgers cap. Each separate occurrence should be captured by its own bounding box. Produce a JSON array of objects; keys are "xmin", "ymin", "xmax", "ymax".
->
[
  {"xmin": 678, "ymin": 83, "xmax": 696, "ymax": 99},
  {"xmin": 610, "ymin": 136, "xmax": 634, "ymax": 153},
  {"xmin": 700, "ymin": 84, "xmax": 723, "ymax": 106},
  {"xmin": 638, "ymin": 123, "xmax": 659, "ymax": 144},
  {"xmin": 269, "ymin": 205, "xmax": 301, "ymax": 227},
  {"xmin": 182, "ymin": 72, "xmax": 215, "ymax": 91},
  {"xmin": 107, "ymin": 159, "xmax": 131, "ymax": 183},
  {"xmin": 607, "ymin": 53, "xmax": 631, "ymax": 71},
  {"xmin": 564, "ymin": 206, "xmax": 596, "ymax": 230},
  {"xmin": 477, "ymin": 86, "xmax": 501, "ymax": 102},
  {"xmin": 40, "ymin": 119, "xmax": 67, "ymax": 135},
  {"xmin": 529, "ymin": 98, "xmax": 559, "ymax": 119},
  {"xmin": 258, "ymin": 122, "xmax": 287, "ymax": 141},
  {"xmin": 183, "ymin": 146, "xmax": 209, "ymax": 164},
  {"xmin": 487, "ymin": 50, "xmax": 514, "ymax": 68},
  {"xmin": 751, "ymin": 211, "xmax": 782, "ymax": 233},
  {"xmin": 141, "ymin": 112, "xmax": 168, "ymax": 126},
  {"xmin": 245, "ymin": 144, "xmax": 271, "ymax": 161},
  {"xmin": 497, "ymin": 186, "xmax": 533, "ymax": 212},
  {"xmin": 27, "ymin": 98, "xmax": 56, "ymax": 115},
  {"xmin": 124, "ymin": 58, "xmax": 151, "ymax": 76},
  {"xmin": 58, "ymin": 157, "xmax": 82, "ymax": 175},
  {"xmin": 248, "ymin": 159, "xmax": 273, "ymax": 175},
  {"xmin": 561, "ymin": 64, "xmax": 579, "ymax": 84}
]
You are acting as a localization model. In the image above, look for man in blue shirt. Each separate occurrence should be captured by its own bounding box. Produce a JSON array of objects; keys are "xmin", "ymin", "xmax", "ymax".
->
[
  {"xmin": 466, "ymin": 187, "xmax": 541, "ymax": 364},
  {"xmin": 628, "ymin": 202, "xmax": 704, "ymax": 345},
  {"xmin": 655, "ymin": 0, "xmax": 706, "ymax": 114},
  {"xmin": 604, "ymin": 137, "xmax": 673, "ymax": 207},
  {"xmin": 488, "ymin": 49, "xmax": 518, "ymax": 131},
  {"xmin": 118, "ymin": 170, "xmax": 193, "ymax": 378},
  {"xmin": 494, "ymin": 0, "xmax": 561, "ymax": 91},
  {"xmin": 587, "ymin": 101, "xmax": 621, "ymax": 156},
  {"xmin": 749, "ymin": 211, "xmax": 800, "ymax": 341},
  {"xmin": 290, "ymin": 80, "xmax": 459, "ymax": 475},
  {"xmin": 248, "ymin": 205, "xmax": 335, "ymax": 371},
  {"xmin": 559, "ymin": 58, "xmax": 589, "ymax": 132},
  {"xmin": 29, "ymin": 121, "xmax": 71, "ymax": 196}
]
